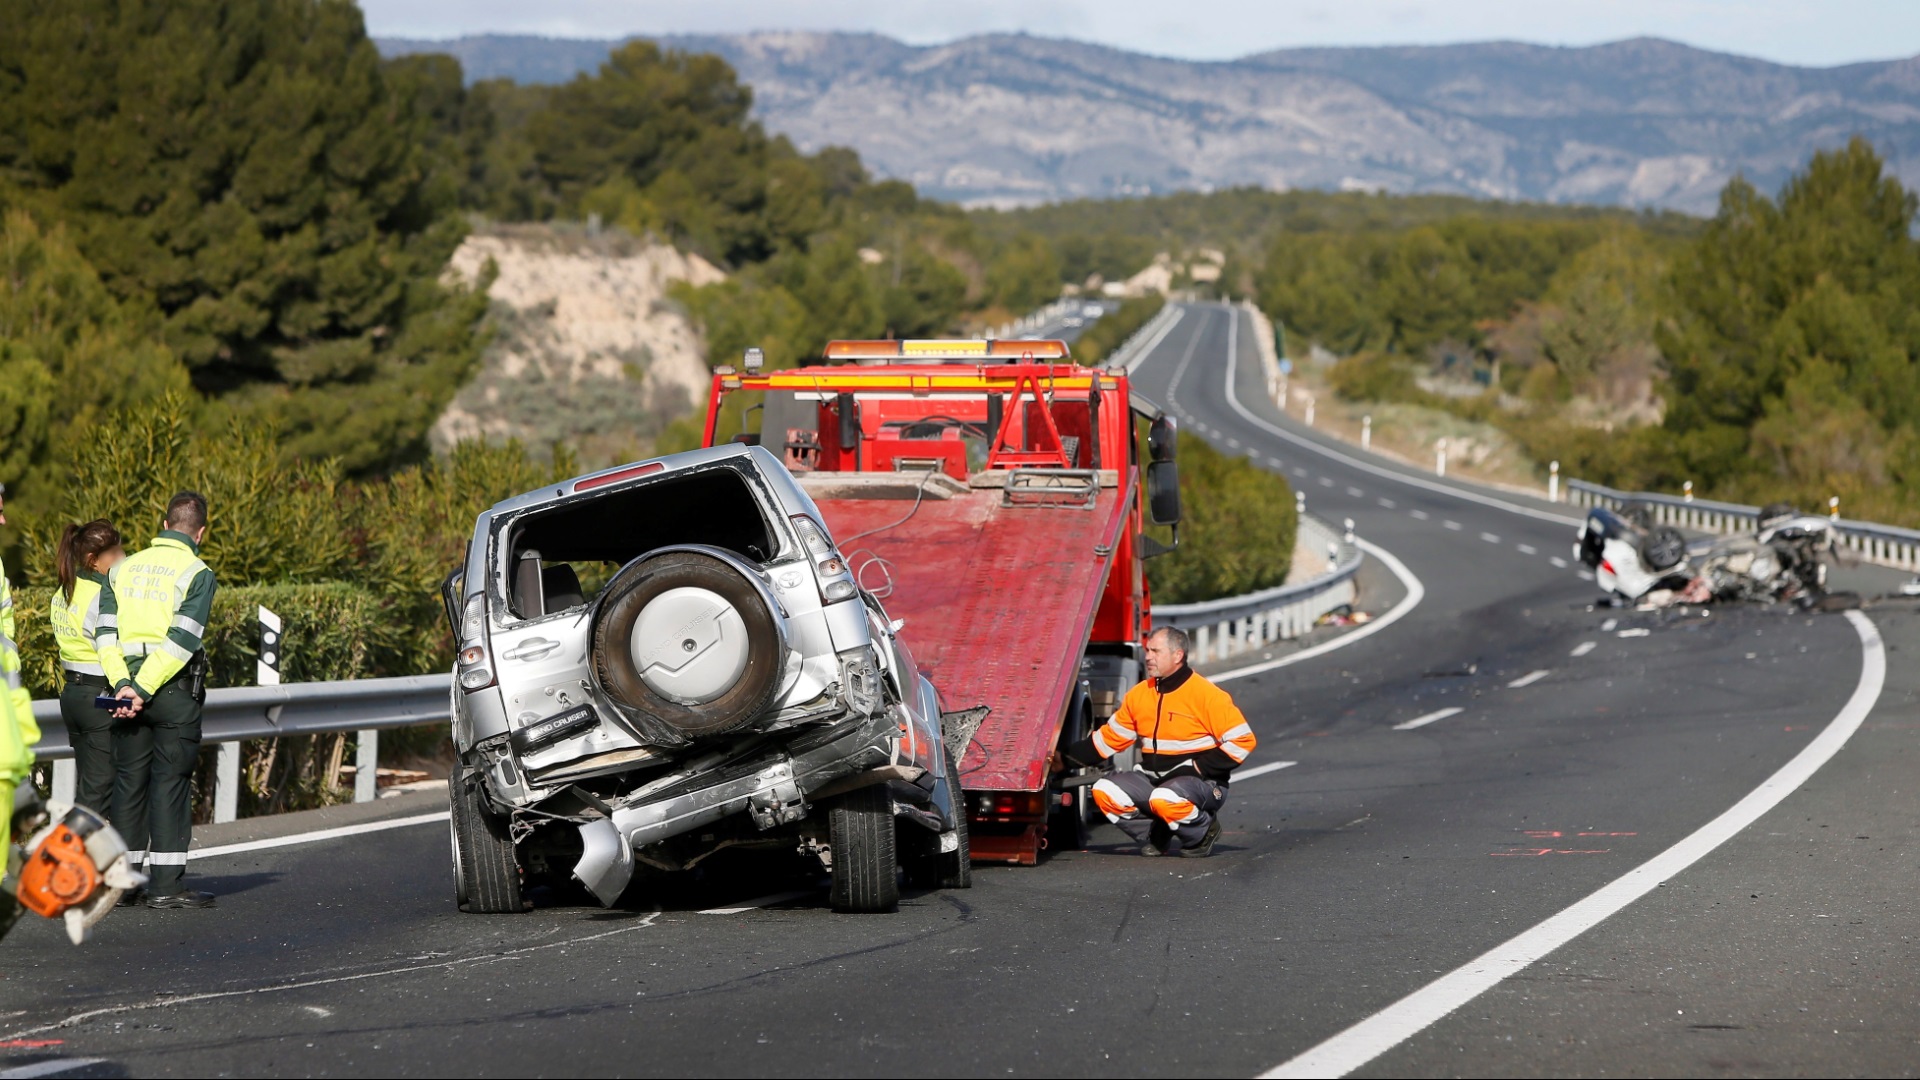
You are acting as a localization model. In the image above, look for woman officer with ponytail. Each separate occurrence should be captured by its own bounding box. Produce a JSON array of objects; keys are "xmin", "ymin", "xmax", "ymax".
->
[{"xmin": 51, "ymin": 520, "xmax": 128, "ymax": 812}]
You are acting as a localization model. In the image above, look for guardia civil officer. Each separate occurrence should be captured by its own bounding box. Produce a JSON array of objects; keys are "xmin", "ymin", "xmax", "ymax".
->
[
  {"xmin": 51, "ymin": 520, "xmax": 128, "ymax": 814},
  {"xmin": 99, "ymin": 493, "xmax": 216, "ymax": 909},
  {"xmin": 1057, "ymin": 626, "xmax": 1256, "ymax": 857}
]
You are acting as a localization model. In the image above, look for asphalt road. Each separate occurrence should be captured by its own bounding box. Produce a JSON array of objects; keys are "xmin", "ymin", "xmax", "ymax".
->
[{"xmin": 3, "ymin": 303, "xmax": 1915, "ymax": 1079}]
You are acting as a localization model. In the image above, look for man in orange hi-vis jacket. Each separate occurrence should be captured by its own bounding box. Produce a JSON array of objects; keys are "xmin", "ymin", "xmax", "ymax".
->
[{"xmin": 1060, "ymin": 626, "xmax": 1256, "ymax": 857}]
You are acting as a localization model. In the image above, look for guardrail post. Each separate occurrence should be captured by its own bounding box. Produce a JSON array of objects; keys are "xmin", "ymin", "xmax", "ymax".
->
[
  {"xmin": 215, "ymin": 743, "xmax": 239, "ymax": 823},
  {"xmin": 52, "ymin": 759, "xmax": 75, "ymax": 805},
  {"xmin": 355, "ymin": 730, "xmax": 378, "ymax": 804}
]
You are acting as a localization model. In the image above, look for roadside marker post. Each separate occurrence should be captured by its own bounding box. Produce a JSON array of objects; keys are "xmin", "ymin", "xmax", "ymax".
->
[
  {"xmin": 1548, "ymin": 460, "xmax": 1559, "ymax": 503},
  {"xmin": 1435, "ymin": 438, "xmax": 1448, "ymax": 478},
  {"xmin": 1362, "ymin": 415, "xmax": 1372, "ymax": 450}
]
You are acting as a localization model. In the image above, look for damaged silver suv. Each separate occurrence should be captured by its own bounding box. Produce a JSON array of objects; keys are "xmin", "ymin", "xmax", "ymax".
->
[{"xmin": 442, "ymin": 444, "xmax": 968, "ymax": 914}]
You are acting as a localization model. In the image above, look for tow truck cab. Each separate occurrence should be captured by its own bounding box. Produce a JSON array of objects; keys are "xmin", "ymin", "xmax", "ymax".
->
[{"xmin": 703, "ymin": 338, "xmax": 1180, "ymax": 864}]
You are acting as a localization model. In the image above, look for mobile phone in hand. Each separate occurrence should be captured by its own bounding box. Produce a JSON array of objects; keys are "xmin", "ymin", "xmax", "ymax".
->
[{"xmin": 94, "ymin": 695, "xmax": 125, "ymax": 711}]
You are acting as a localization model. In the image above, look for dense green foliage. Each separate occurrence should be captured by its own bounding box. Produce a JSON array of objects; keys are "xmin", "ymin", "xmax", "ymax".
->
[
  {"xmin": 1269, "ymin": 139, "xmax": 1920, "ymax": 525},
  {"xmin": 1146, "ymin": 432, "xmax": 1297, "ymax": 605},
  {"xmin": 0, "ymin": 0, "xmax": 489, "ymax": 473}
]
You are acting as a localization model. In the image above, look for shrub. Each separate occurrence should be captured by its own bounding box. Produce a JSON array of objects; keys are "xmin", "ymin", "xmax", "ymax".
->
[{"xmin": 1146, "ymin": 432, "xmax": 1296, "ymax": 604}]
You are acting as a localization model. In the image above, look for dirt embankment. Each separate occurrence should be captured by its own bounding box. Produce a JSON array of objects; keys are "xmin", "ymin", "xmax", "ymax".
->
[{"xmin": 435, "ymin": 225, "xmax": 725, "ymax": 464}]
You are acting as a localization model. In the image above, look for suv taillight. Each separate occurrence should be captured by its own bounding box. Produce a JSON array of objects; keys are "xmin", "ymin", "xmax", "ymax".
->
[
  {"xmin": 456, "ymin": 592, "xmax": 496, "ymax": 691},
  {"xmin": 791, "ymin": 514, "xmax": 858, "ymax": 603}
]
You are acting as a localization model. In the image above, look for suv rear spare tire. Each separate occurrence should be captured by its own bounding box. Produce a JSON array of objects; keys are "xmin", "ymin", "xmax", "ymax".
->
[{"xmin": 593, "ymin": 549, "xmax": 786, "ymax": 738}]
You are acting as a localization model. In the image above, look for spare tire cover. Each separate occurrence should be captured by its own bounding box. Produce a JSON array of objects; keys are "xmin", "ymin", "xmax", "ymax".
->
[{"xmin": 593, "ymin": 550, "xmax": 785, "ymax": 738}]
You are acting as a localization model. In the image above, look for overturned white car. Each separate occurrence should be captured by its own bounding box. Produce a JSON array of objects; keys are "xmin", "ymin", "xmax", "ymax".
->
[{"xmin": 442, "ymin": 445, "xmax": 969, "ymax": 914}]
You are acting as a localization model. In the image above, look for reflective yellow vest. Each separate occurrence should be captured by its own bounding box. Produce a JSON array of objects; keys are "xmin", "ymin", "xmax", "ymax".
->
[
  {"xmin": 0, "ymin": 631, "xmax": 37, "ymax": 789},
  {"xmin": 98, "ymin": 532, "xmax": 216, "ymax": 697},
  {"xmin": 52, "ymin": 571, "xmax": 130, "ymax": 685}
]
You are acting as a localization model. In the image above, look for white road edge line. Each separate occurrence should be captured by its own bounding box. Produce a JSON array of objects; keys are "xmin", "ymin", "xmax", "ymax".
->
[
  {"xmin": 1212, "ymin": 537, "xmax": 1425, "ymax": 684},
  {"xmin": 1391, "ymin": 707, "xmax": 1462, "ymax": 732},
  {"xmin": 0, "ymin": 1061, "xmax": 110, "ymax": 1079},
  {"xmin": 1214, "ymin": 303, "xmax": 1581, "ymax": 527},
  {"xmin": 1506, "ymin": 670, "xmax": 1551, "ymax": 689},
  {"xmin": 191, "ymin": 811, "xmax": 449, "ymax": 860},
  {"xmin": 1117, "ymin": 305, "xmax": 1186, "ymax": 374},
  {"xmin": 1233, "ymin": 761, "xmax": 1299, "ymax": 781},
  {"xmin": 1261, "ymin": 610, "xmax": 1886, "ymax": 1079},
  {"xmin": 1570, "ymin": 641, "xmax": 1596, "ymax": 657}
]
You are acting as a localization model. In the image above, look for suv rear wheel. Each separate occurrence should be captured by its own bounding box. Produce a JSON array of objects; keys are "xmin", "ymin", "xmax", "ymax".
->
[
  {"xmin": 593, "ymin": 550, "xmax": 785, "ymax": 738},
  {"xmin": 829, "ymin": 786, "xmax": 899, "ymax": 913},
  {"xmin": 451, "ymin": 770, "xmax": 525, "ymax": 914}
]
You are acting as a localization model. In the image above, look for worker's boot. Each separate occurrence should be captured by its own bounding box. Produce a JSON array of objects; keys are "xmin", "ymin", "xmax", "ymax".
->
[
  {"xmin": 1179, "ymin": 816, "xmax": 1222, "ymax": 858},
  {"xmin": 1140, "ymin": 820, "xmax": 1175, "ymax": 857}
]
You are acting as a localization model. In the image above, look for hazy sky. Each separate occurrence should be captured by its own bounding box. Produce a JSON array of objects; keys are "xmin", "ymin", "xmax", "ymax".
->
[{"xmin": 362, "ymin": 0, "xmax": 1920, "ymax": 67}]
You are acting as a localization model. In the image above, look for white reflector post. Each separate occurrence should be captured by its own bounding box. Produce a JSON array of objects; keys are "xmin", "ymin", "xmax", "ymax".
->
[{"xmin": 257, "ymin": 606, "xmax": 282, "ymax": 687}]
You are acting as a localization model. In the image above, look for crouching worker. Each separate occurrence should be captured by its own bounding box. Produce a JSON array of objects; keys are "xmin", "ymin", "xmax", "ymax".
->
[{"xmin": 1060, "ymin": 627, "xmax": 1255, "ymax": 857}]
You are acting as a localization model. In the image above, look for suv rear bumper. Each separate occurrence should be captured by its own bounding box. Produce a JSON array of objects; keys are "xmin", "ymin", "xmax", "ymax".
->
[{"xmin": 570, "ymin": 712, "xmax": 898, "ymax": 905}]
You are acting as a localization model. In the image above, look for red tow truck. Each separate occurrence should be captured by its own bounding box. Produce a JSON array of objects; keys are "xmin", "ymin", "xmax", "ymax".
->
[{"xmin": 702, "ymin": 338, "xmax": 1181, "ymax": 864}]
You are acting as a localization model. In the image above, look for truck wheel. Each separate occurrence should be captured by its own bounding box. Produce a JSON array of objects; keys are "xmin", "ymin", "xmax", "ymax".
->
[
  {"xmin": 450, "ymin": 771, "xmax": 525, "ymax": 914},
  {"xmin": 593, "ymin": 550, "xmax": 785, "ymax": 738},
  {"xmin": 829, "ymin": 786, "xmax": 899, "ymax": 913}
]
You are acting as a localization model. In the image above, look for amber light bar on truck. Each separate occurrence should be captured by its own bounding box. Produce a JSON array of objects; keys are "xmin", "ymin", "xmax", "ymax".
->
[{"xmin": 823, "ymin": 339, "xmax": 1071, "ymax": 362}]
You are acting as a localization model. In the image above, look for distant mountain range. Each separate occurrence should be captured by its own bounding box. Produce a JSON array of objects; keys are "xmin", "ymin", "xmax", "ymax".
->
[{"xmin": 377, "ymin": 32, "xmax": 1920, "ymax": 213}]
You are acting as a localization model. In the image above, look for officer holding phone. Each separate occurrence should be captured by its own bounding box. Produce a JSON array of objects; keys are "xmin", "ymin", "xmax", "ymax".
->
[{"xmin": 97, "ymin": 492, "xmax": 217, "ymax": 909}]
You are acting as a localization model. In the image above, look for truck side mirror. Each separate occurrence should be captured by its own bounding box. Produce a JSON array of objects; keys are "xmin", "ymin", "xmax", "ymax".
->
[
  {"xmin": 837, "ymin": 392, "xmax": 860, "ymax": 451},
  {"xmin": 1147, "ymin": 460, "xmax": 1182, "ymax": 526},
  {"xmin": 1148, "ymin": 415, "xmax": 1177, "ymax": 463}
]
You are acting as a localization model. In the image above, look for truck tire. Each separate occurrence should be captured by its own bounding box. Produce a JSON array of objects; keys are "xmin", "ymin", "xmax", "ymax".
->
[
  {"xmin": 450, "ymin": 771, "xmax": 525, "ymax": 914},
  {"xmin": 829, "ymin": 786, "xmax": 899, "ymax": 913},
  {"xmin": 593, "ymin": 550, "xmax": 784, "ymax": 738}
]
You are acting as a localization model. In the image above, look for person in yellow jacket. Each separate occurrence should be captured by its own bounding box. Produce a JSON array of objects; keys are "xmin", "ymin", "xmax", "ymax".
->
[
  {"xmin": 51, "ymin": 521, "xmax": 128, "ymax": 815},
  {"xmin": 1059, "ymin": 626, "xmax": 1257, "ymax": 857},
  {"xmin": 0, "ymin": 480, "xmax": 33, "ymax": 852},
  {"xmin": 99, "ymin": 493, "xmax": 216, "ymax": 909}
]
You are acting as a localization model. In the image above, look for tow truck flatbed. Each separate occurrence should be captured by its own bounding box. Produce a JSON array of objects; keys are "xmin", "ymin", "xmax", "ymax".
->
[{"xmin": 812, "ymin": 479, "xmax": 1132, "ymax": 793}]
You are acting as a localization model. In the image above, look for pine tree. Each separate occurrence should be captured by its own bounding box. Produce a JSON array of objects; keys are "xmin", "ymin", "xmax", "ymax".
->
[{"xmin": 0, "ymin": 0, "xmax": 485, "ymax": 472}]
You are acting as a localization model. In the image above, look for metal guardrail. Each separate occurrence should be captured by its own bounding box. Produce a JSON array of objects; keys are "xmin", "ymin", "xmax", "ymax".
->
[
  {"xmin": 1152, "ymin": 514, "xmax": 1363, "ymax": 664},
  {"xmin": 1567, "ymin": 479, "xmax": 1920, "ymax": 572},
  {"xmin": 1102, "ymin": 302, "xmax": 1182, "ymax": 374},
  {"xmin": 31, "ymin": 674, "xmax": 452, "ymax": 821}
]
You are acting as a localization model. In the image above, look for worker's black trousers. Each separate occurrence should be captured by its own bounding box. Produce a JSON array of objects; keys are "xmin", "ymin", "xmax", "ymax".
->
[
  {"xmin": 60, "ymin": 677, "xmax": 116, "ymax": 813},
  {"xmin": 112, "ymin": 678, "xmax": 202, "ymax": 893}
]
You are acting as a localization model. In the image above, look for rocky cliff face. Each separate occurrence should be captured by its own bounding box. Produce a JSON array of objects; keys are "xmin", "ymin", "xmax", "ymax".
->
[
  {"xmin": 435, "ymin": 226, "xmax": 723, "ymax": 464},
  {"xmin": 380, "ymin": 33, "xmax": 1920, "ymax": 213}
]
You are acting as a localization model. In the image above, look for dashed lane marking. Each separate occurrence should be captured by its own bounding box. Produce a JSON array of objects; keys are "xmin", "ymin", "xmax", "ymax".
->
[
  {"xmin": 1480, "ymin": 532, "xmax": 1501, "ymax": 544},
  {"xmin": 1517, "ymin": 543, "xmax": 1537, "ymax": 555},
  {"xmin": 1346, "ymin": 486, "xmax": 1365, "ymax": 497},
  {"xmin": 1392, "ymin": 707, "xmax": 1463, "ymax": 731},
  {"xmin": 1577, "ymin": 569, "xmax": 1595, "ymax": 581},
  {"xmin": 1293, "ymin": 467, "xmax": 1308, "ymax": 478},
  {"xmin": 1262, "ymin": 611, "xmax": 1886, "ymax": 1079},
  {"xmin": 1234, "ymin": 760, "xmax": 1299, "ymax": 781},
  {"xmin": 1570, "ymin": 641, "xmax": 1597, "ymax": 657},
  {"xmin": 1506, "ymin": 669, "xmax": 1551, "ymax": 689},
  {"xmin": 1549, "ymin": 556, "xmax": 1568, "ymax": 568},
  {"xmin": 1618, "ymin": 628, "xmax": 1651, "ymax": 638},
  {"xmin": 1600, "ymin": 618, "xmax": 1618, "ymax": 632},
  {"xmin": 1377, "ymin": 498, "xmax": 1396, "ymax": 509},
  {"xmin": 1409, "ymin": 510, "xmax": 1429, "ymax": 520},
  {"xmin": 1444, "ymin": 520, "xmax": 1463, "ymax": 531},
  {"xmin": 1318, "ymin": 476, "xmax": 1335, "ymax": 487}
]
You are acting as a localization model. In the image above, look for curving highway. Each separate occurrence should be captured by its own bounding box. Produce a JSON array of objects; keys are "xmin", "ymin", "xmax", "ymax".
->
[{"xmin": 4, "ymin": 302, "xmax": 1917, "ymax": 1079}]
